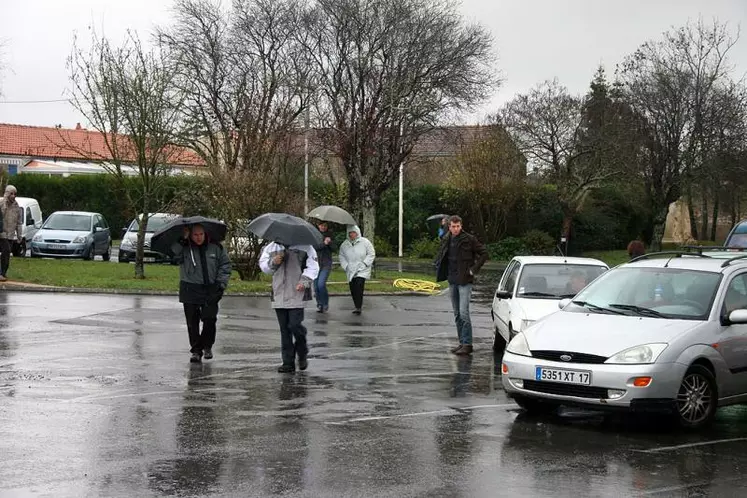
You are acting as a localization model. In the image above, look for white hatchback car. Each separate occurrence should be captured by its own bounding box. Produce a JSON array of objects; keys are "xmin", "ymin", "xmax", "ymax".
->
[
  {"xmin": 501, "ymin": 251, "xmax": 747, "ymax": 429},
  {"xmin": 491, "ymin": 256, "xmax": 609, "ymax": 351}
]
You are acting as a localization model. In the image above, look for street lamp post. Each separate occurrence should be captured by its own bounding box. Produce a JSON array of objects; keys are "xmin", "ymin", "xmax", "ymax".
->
[
  {"xmin": 398, "ymin": 122, "xmax": 404, "ymax": 258},
  {"xmin": 304, "ymin": 104, "xmax": 310, "ymax": 216}
]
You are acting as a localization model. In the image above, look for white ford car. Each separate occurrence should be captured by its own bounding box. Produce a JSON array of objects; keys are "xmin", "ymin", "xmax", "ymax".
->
[
  {"xmin": 501, "ymin": 251, "xmax": 747, "ymax": 429},
  {"xmin": 491, "ymin": 256, "xmax": 609, "ymax": 351}
]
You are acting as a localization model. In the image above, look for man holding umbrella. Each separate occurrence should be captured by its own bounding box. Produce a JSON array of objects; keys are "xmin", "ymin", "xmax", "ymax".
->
[
  {"xmin": 252, "ymin": 213, "xmax": 321, "ymax": 373},
  {"xmin": 163, "ymin": 219, "xmax": 232, "ymax": 364}
]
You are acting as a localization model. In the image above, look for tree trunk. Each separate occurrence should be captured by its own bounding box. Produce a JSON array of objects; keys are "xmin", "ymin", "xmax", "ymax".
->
[
  {"xmin": 700, "ymin": 194, "xmax": 708, "ymax": 243},
  {"xmin": 560, "ymin": 212, "xmax": 573, "ymax": 255},
  {"xmin": 710, "ymin": 185, "xmax": 719, "ymax": 242},
  {"xmin": 135, "ymin": 212, "xmax": 149, "ymax": 279},
  {"xmin": 650, "ymin": 206, "xmax": 669, "ymax": 252},
  {"xmin": 686, "ymin": 183, "xmax": 699, "ymax": 240},
  {"xmin": 361, "ymin": 198, "xmax": 377, "ymax": 245}
]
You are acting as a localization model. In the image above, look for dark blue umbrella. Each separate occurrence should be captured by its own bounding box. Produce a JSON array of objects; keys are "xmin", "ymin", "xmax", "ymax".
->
[
  {"xmin": 150, "ymin": 215, "xmax": 227, "ymax": 255},
  {"xmin": 248, "ymin": 213, "xmax": 323, "ymax": 247}
]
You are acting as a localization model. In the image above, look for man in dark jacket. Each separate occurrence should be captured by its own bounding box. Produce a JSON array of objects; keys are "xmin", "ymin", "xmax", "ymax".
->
[
  {"xmin": 434, "ymin": 215, "xmax": 488, "ymax": 355},
  {"xmin": 172, "ymin": 224, "xmax": 232, "ymax": 363},
  {"xmin": 314, "ymin": 221, "xmax": 337, "ymax": 313}
]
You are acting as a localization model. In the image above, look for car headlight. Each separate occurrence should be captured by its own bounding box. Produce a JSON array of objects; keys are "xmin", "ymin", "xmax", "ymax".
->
[
  {"xmin": 33, "ymin": 233, "xmax": 43, "ymax": 242},
  {"xmin": 605, "ymin": 343, "xmax": 668, "ymax": 364},
  {"xmin": 520, "ymin": 319, "xmax": 536, "ymax": 331},
  {"xmin": 506, "ymin": 333, "xmax": 532, "ymax": 357},
  {"xmin": 120, "ymin": 239, "xmax": 133, "ymax": 250},
  {"xmin": 72, "ymin": 236, "xmax": 87, "ymax": 244}
]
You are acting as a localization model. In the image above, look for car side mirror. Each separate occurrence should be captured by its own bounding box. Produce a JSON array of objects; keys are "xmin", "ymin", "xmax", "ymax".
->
[
  {"xmin": 724, "ymin": 309, "xmax": 747, "ymax": 326},
  {"xmin": 496, "ymin": 290, "xmax": 512, "ymax": 300},
  {"xmin": 95, "ymin": 226, "xmax": 104, "ymax": 232},
  {"xmin": 558, "ymin": 298, "xmax": 572, "ymax": 309}
]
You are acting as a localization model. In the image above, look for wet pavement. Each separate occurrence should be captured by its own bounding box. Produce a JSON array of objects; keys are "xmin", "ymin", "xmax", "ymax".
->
[{"xmin": 1, "ymin": 291, "xmax": 747, "ymax": 497}]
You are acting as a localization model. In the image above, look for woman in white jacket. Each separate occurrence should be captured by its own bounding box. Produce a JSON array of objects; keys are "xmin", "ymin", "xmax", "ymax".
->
[{"xmin": 338, "ymin": 225, "xmax": 376, "ymax": 315}]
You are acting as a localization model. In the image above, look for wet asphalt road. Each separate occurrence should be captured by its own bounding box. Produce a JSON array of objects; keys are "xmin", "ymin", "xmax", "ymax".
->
[{"xmin": 2, "ymin": 290, "xmax": 747, "ymax": 497}]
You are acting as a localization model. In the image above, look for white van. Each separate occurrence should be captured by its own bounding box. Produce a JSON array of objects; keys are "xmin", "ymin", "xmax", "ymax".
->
[{"xmin": 14, "ymin": 197, "xmax": 43, "ymax": 256}]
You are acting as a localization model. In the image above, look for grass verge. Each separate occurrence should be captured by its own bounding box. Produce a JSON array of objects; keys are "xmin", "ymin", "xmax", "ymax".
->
[{"xmin": 6, "ymin": 258, "xmax": 437, "ymax": 294}]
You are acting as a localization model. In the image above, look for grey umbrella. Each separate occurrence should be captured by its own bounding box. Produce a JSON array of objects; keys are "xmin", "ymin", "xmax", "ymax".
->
[
  {"xmin": 150, "ymin": 215, "xmax": 228, "ymax": 255},
  {"xmin": 426, "ymin": 214, "xmax": 449, "ymax": 224},
  {"xmin": 248, "ymin": 213, "xmax": 323, "ymax": 247},
  {"xmin": 307, "ymin": 205, "xmax": 357, "ymax": 226}
]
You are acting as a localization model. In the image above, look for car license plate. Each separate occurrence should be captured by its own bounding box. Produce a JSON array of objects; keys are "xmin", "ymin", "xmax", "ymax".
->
[
  {"xmin": 49, "ymin": 244, "xmax": 66, "ymax": 250},
  {"xmin": 535, "ymin": 366, "xmax": 591, "ymax": 385},
  {"xmin": 144, "ymin": 257, "xmax": 155, "ymax": 263}
]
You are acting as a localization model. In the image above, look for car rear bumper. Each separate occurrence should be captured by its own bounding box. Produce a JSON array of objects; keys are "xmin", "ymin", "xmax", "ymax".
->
[{"xmin": 501, "ymin": 351, "xmax": 686, "ymax": 411}]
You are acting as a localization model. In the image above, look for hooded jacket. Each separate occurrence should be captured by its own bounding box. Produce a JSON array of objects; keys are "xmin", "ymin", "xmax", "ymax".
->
[
  {"xmin": 0, "ymin": 197, "xmax": 22, "ymax": 240},
  {"xmin": 338, "ymin": 225, "xmax": 376, "ymax": 281},
  {"xmin": 259, "ymin": 242, "xmax": 320, "ymax": 309},
  {"xmin": 171, "ymin": 238, "xmax": 232, "ymax": 305}
]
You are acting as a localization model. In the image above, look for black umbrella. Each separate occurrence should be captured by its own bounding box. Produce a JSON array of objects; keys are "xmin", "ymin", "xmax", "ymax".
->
[
  {"xmin": 248, "ymin": 213, "xmax": 323, "ymax": 247},
  {"xmin": 427, "ymin": 214, "xmax": 449, "ymax": 224},
  {"xmin": 150, "ymin": 216, "xmax": 227, "ymax": 255}
]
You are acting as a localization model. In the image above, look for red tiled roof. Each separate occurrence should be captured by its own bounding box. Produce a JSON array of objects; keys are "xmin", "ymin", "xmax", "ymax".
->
[{"xmin": 0, "ymin": 123, "xmax": 205, "ymax": 167}]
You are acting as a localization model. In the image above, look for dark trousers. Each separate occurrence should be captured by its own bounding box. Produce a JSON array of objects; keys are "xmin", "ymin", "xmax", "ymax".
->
[
  {"xmin": 276, "ymin": 308, "xmax": 308, "ymax": 366},
  {"xmin": 0, "ymin": 238, "xmax": 11, "ymax": 276},
  {"xmin": 183, "ymin": 302, "xmax": 219, "ymax": 354},
  {"xmin": 349, "ymin": 277, "xmax": 366, "ymax": 309}
]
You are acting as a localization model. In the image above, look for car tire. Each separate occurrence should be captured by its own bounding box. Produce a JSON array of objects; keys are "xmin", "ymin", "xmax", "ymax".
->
[
  {"xmin": 102, "ymin": 243, "xmax": 111, "ymax": 262},
  {"xmin": 674, "ymin": 365, "xmax": 718, "ymax": 430},
  {"xmin": 513, "ymin": 395, "xmax": 559, "ymax": 415},
  {"xmin": 493, "ymin": 326, "xmax": 507, "ymax": 352},
  {"xmin": 84, "ymin": 244, "xmax": 95, "ymax": 261}
]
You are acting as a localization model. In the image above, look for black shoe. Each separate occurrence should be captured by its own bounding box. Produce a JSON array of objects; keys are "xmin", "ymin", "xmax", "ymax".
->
[
  {"xmin": 317, "ymin": 306, "xmax": 323, "ymax": 313},
  {"xmin": 352, "ymin": 308, "xmax": 361, "ymax": 315},
  {"xmin": 298, "ymin": 357, "xmax": 308, "ymax": 371},
  {"xmin": 190, "ymin": 352, "xmax": 202, "ymax": 363},
  {"xmin": 450, "ymin": 344, "xmax": 463, "ymax": 354},
  {"xmin": 277, "ymin": 364, "xmax": 295, "ymax": 373},
  {"xmin": 203, "ymin": 348, "xmax": 213, "ymax": 360},
  {"xmin": 455, "ymin": 344, "xmax": 473, "ymax": 355}
]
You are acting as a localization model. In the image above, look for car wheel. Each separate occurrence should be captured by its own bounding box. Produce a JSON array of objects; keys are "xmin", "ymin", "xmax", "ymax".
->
[
  {"xmin": 102, "ymin": 243, "xmax": 111, "ymax": 261},
  {"xmin": 84, "ymin": 244, "xmax": 95, "ymax": 261},
  {"xmin": 493, "ymin": 326, "xmax": 507, "ymax": 352},
  {"xmin": 675, "ymin": 365, "xmax": 718, "ymax": 430},
  {"xmin": 513, "ymin": 395, "xmax": 559, "ymax": 415}
]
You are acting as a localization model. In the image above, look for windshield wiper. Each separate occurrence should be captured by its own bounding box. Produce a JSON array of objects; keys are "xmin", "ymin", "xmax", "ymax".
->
[
  {"xmin": 608, "ymin": 303, "xmax": 667, "ymax": 318},
  {"xmin": 571, "ymin": 300, "xmax": 624, "ymax": 315},
  {"xmin": 519, "ymin": 291, "xmax": 559, "ymax": 298}
]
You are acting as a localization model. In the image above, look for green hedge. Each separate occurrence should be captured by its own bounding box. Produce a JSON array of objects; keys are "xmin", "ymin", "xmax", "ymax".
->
[{"xmin": 11, "ymin": 174, "xmax": 200, "ymax": 238}]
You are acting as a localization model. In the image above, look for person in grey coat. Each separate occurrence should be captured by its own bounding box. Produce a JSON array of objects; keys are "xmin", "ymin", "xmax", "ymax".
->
[
  {"xmin": 171, "ymin": 224, "xmax": 232, "ymax": 363},
  {"xmin": 259, "ymin": 241, "xmax": 319, "ymax": 373}
]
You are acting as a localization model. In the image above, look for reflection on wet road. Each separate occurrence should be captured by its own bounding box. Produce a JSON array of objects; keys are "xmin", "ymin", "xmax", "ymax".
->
[{"xmin": 0, "ymin": 290, "xmax": 746, "ymax": 497}]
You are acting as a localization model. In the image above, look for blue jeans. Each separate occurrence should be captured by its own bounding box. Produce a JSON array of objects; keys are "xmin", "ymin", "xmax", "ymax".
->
[
  {"xmin": 314, "ymin": 267, "xmax": 331, "ymax": 308},
  {"xmin": 449, "ymin": 284, "xmax": 473, "ymax": 345}
]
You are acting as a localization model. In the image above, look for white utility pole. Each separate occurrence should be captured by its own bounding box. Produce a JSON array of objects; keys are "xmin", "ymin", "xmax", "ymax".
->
[
  {"xmin": 397, "ymin": 122, "xmax": 405, "ymax": 258},
  {"xmin": 304, "ymin": 105, "xmax": 310, "ymax": 215}
]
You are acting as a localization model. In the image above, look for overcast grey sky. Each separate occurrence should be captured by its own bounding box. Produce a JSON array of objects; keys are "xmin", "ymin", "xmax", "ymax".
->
[{"xmin": 1, "ymin": 0, "xmax": 746, "ymax": 128}]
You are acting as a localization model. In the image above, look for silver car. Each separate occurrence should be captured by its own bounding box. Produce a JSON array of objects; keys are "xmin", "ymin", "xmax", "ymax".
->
[
  {"xmin": 501, "ymin": 251, "xmax": 747, "ymax": 429},
  {"xmin": 30, "ymin": 211, "xmax": 111, "ymax": 260}
]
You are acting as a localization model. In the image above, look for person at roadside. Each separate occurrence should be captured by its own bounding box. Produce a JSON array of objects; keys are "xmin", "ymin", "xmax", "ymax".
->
[
  {"xmin": 338, "ymin": 225, "xmax": 376, "ymax": 315},
  {"xmin": 627, "ymin": 240, "xmax": 646, "ymax": 260},
  {"xmin": 314, "ymin": 221, "xmax": 337, "ymax": 313},
  {"xmin": 260, "ymin": 241, "xmax": 319, "ymax": 373},
  {"xmin": 172, "ymin": 224, "xmax": 232, "ymax": 364},
  {"xmin": 434, "ymin": 215, "xmax": 488, "ymax": 355},
  {"xmin": 0, "ymin": 185, "xmax": 22, "ymax": 282}
]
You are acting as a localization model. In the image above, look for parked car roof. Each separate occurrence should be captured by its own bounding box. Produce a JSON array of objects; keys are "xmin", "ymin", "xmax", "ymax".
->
[
  {"xmin": 47, "ymin": 211, "xmax": 100, "ymax": 216},
  {"xmin": 512, "ymin": 255, "xmax": 608, "ymax": 266}
]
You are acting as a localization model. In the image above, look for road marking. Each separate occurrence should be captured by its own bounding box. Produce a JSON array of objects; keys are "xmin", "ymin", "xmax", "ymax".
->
[
  {"xmin": 326, "ymin": 403, "xmax": 516, "ymax": 425},
  {"xmin": 326, "ymin": 331, "xmax": 449, "ymax": 357},
  {"xmin": 634, "ymin": 437, "xmax": 747, "ymax": 453}
]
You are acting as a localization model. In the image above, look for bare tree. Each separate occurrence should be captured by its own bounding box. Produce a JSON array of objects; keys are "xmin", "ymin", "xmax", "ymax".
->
[
  {"xmin": 304, "ymin": 0, "xmax": 496, "ymax": 240},
  {"xmin": 68, "ymin": 30, "xmax": 185, "ymax": 278},
  {"xmin": 618, "ymin": 19, "xmax": 740, "ymax": 250},
  {"xmin": 158, "ymin": 0, "xmax": 311, "ymax": 278},
  {"xmin": 502, "ymin": 77, "xmax": 634, "ymax": 243},
  {"xmin": 442, "ymin": 125, "xmax": 525, "ymax": 242}
]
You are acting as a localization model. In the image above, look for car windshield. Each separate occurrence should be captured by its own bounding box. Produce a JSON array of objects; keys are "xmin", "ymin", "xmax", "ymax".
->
[
  {"xmin": 43, "ymin": 214, "xmax": 91, "ymax": 231},
  {"xmin": 129, "ymin": 215, "xmax": 177, "ymax": 233},
  {"xmin": 569, "ymin": 267, "xmax": 722, "ymax": 320},
  {"xmin": 727, "ymin": 233, "xmax": 747, "ymax": 248},
  {"xmin": 516, "ymin": 264, "xmax": 608, "ymax": 298}
]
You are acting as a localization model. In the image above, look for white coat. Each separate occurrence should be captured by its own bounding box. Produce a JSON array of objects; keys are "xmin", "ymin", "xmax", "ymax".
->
[{"xmin": 338, "ymin": 225, "xmax": 376, "ymax": 282}]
